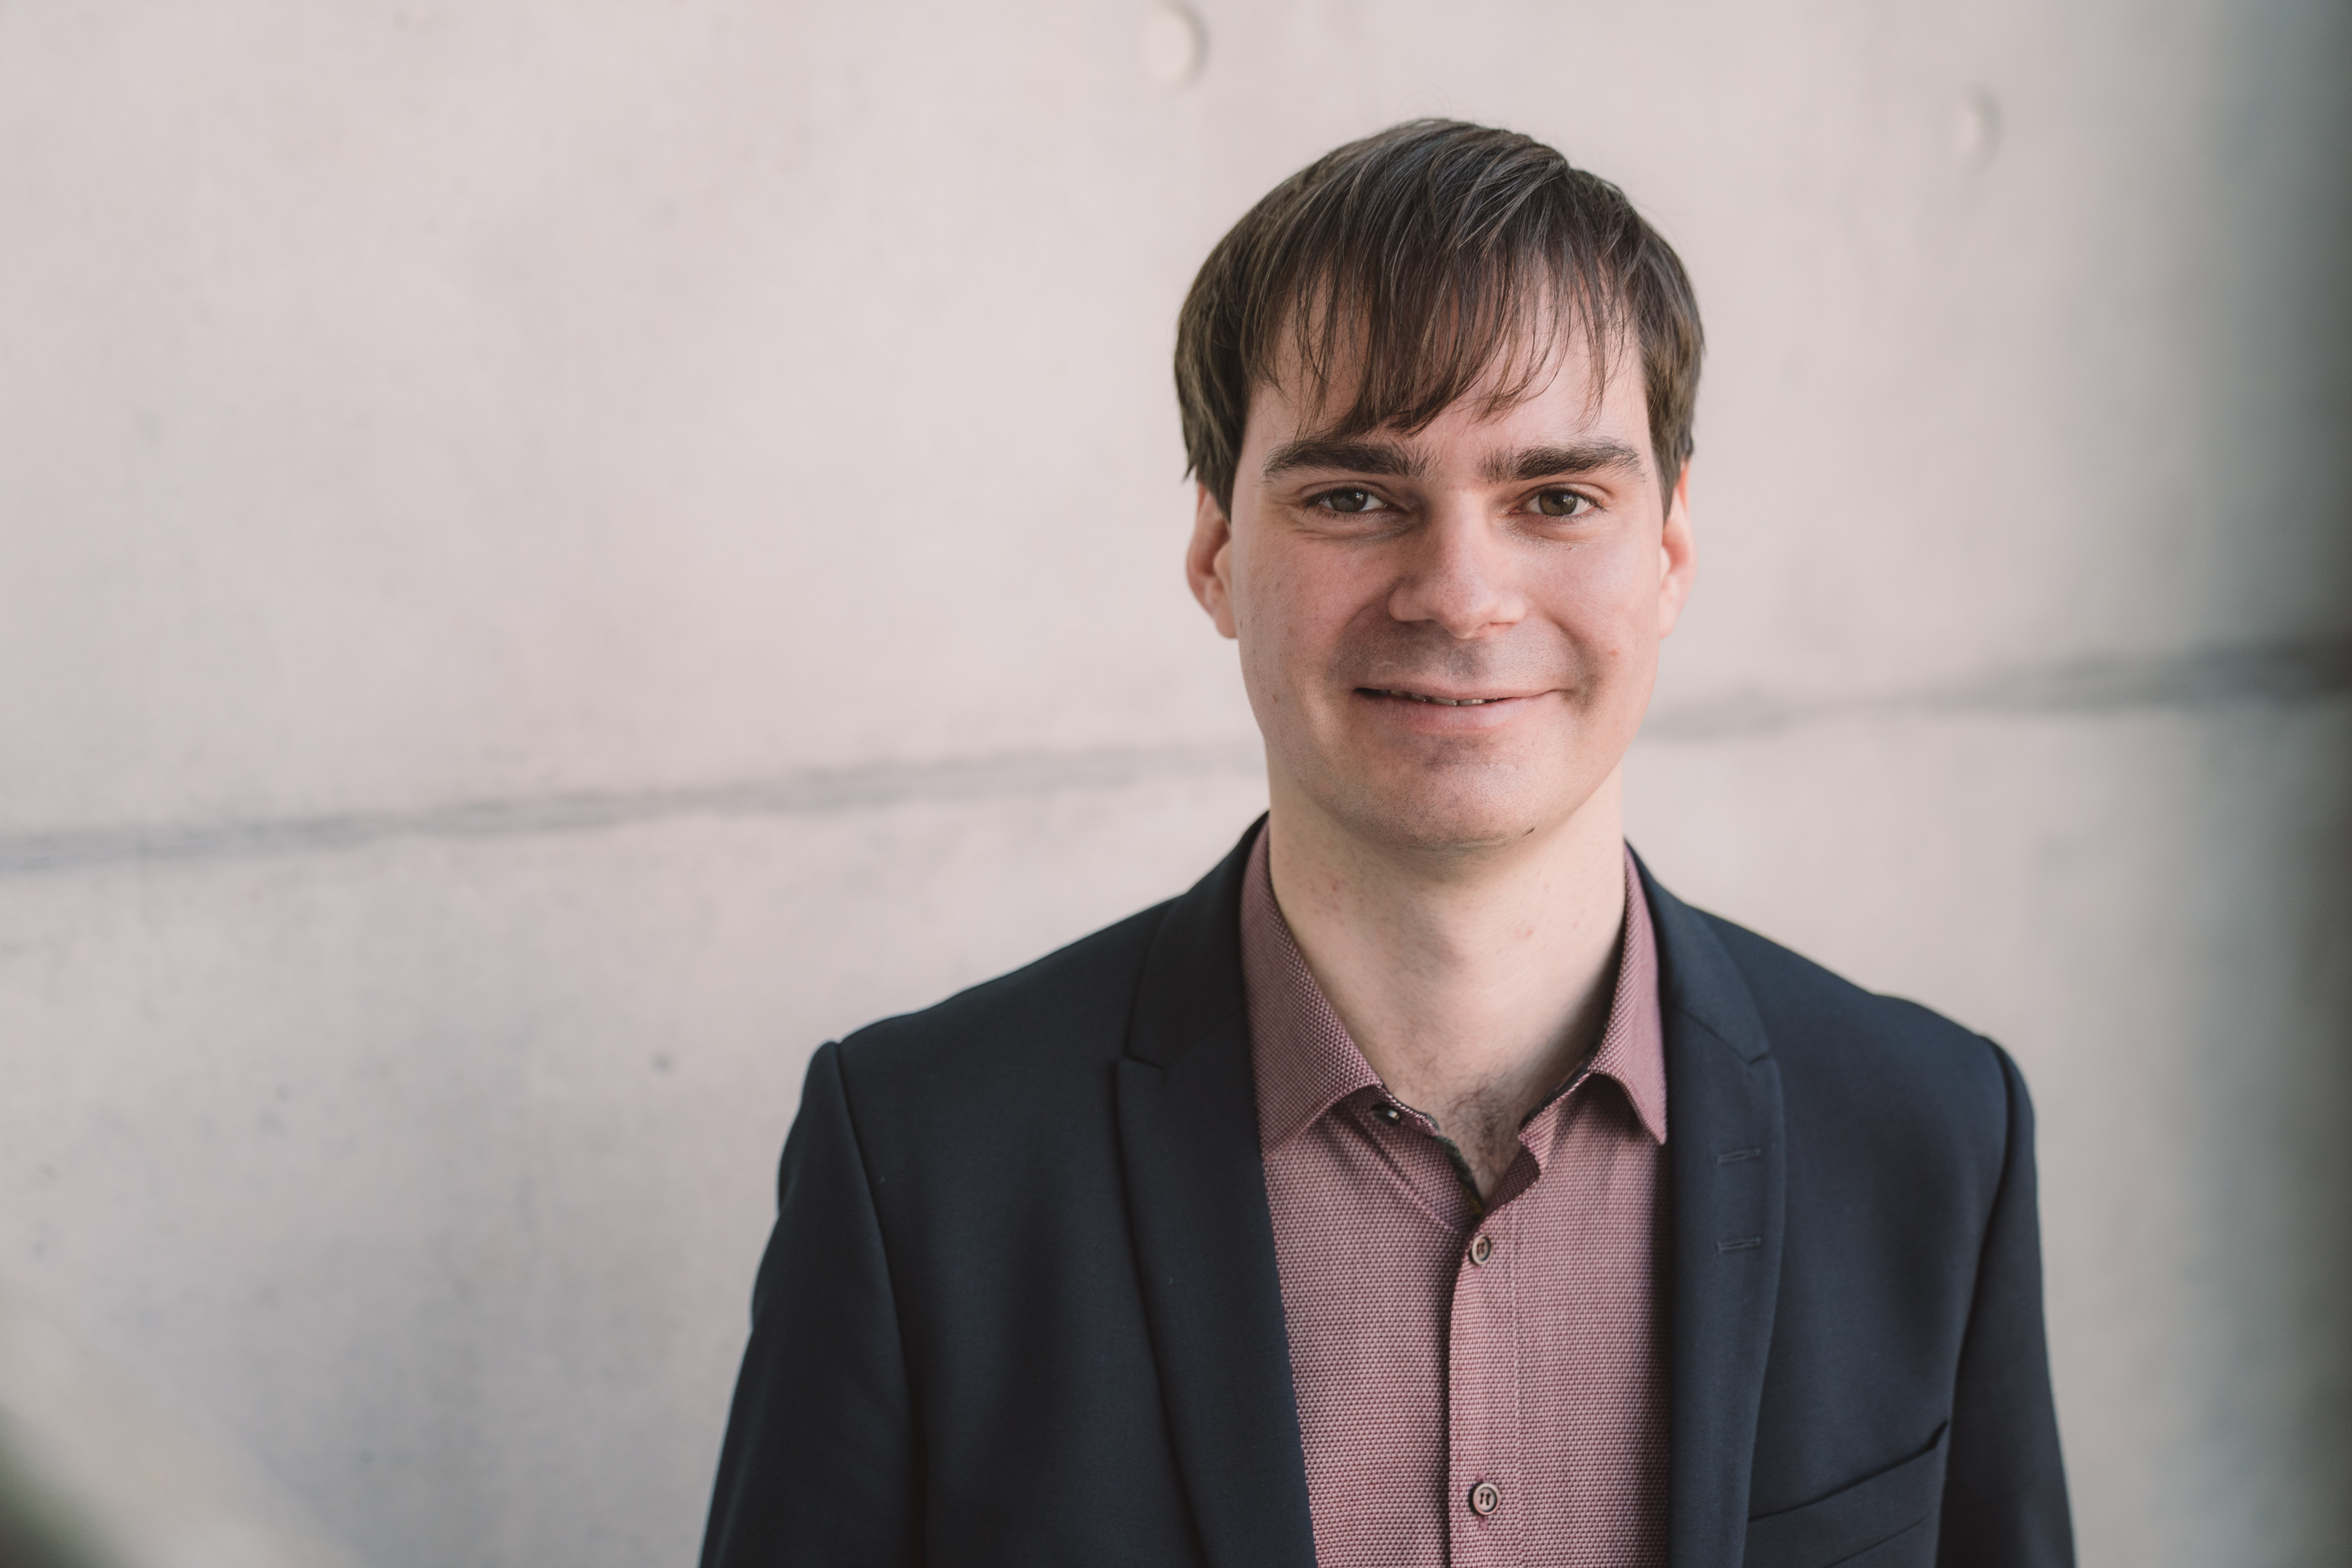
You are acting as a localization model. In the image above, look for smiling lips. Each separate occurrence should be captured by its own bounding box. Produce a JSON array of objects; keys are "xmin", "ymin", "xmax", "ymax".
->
[{"xmin": 1364, "ymin": 688, "xmax": 1524, "ymax": 706}]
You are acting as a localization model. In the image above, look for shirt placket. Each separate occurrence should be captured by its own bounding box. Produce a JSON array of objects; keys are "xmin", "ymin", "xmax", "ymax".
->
[{"xmin": 1446, "ymin": 1192, "xmax": 1525, "ymax": 1567}]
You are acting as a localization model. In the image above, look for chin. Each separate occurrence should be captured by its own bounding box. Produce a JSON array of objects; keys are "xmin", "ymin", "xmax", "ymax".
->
[{"xmin": 1326, "ymin": 763, "xmax": 1581, "ymax": 857}]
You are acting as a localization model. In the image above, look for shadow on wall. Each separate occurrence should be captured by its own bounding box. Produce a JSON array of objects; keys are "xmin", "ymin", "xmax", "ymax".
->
[{"xmin": 0, "ymin": 1277, "xmax": 364, "ymax": 1568}]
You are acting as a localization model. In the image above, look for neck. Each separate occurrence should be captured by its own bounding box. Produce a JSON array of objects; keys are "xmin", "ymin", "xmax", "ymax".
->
[{"xmin": 1263, "ymin": 770, "xmax": 1630, "ymax": 1197}]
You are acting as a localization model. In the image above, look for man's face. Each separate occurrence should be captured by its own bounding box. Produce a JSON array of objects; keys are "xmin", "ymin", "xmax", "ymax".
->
[{"xmin": 1186, "ymin": 328, "xmax": 1696, "ymax": 856}]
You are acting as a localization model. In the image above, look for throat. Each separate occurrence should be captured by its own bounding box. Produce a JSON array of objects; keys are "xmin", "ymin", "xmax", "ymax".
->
[{"xmin": 1405, "ymin": 1073, "xmax": 1568, "ymax": 1203}]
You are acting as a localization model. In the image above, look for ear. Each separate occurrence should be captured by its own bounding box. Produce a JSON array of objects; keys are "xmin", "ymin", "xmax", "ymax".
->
[
  {"xmin": 1185, "ymin": 481, "xmax": 1239, "ymax": 640},
  {"xmin": 1656, "ymin": 459, "xmax": 1697, "ymax": 638}
]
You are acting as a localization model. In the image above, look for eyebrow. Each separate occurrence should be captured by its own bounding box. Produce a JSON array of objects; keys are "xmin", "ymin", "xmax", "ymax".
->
[
  {"xmin": 1483, "ymin": 440, "xmax": 1648, "ymax": 484},
  {"xmin": 1260, "ymin": 438, "xmax": 1426, "ymax": 481}
]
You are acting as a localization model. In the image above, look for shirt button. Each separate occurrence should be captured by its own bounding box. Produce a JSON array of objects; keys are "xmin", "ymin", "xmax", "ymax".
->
[
  {"xmin": 1468, "ymin": 1480, "xmax": 1501, "ymax": 1516},
  {"xmin": 1468, "ymin": 1234, "xmax": 1493, "ymax": 1266},
  {"xmin": 1373, "ymin": 1103, "xmax": 1403, "ymax": 1125}
]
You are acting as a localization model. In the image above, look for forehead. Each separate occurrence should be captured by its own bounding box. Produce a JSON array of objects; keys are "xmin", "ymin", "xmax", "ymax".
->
[{"xmin": 1245, "ymin": 318, "xmax": 1648, "ymax": 463}]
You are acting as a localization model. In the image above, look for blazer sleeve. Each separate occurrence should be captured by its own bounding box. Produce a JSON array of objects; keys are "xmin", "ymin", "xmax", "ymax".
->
[
  {"xmin": 1936, "ymin": 1043, "xmax": 2075, "ymax": 1566},
  {"xmin": 701, "ymin": 1042, "xmax": 922, "ymax": 1568}
]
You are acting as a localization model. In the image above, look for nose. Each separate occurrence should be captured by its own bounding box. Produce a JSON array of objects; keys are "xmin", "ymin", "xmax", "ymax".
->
[{"xmin": 1385, "ymin": 506, "xmax": 1526, "ymax": 640}]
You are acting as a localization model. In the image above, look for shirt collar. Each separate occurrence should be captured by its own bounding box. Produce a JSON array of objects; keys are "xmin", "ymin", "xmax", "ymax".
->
[
  {"xmin": 1240, "ymin": 827, "xmax": 1383, "ymax": 1153},
  {"xmin": 1584, "ymin": 848, "xmax": 1669, "ymax": 1145},
  {"xmin": 1239, "ymin": 825, "xmax": 1668, "ymax": 1154}
]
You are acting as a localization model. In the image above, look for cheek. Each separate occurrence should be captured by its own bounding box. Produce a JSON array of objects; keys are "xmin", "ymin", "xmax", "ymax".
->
[
  {"xmin": 1540, "ymin": 543, "xmax": 1661, "ymax": 657},
  {"xmin": 1231, "ymin": 539, "xmax": 1360, "ymax": 679}
]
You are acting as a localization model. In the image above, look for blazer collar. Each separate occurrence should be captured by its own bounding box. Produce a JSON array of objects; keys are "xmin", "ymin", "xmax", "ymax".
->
[
  {"xmin": 1123, "ymin": 816, "xmax": 1258, "ymax": 1070},
  {"xmin": 1637, "ymin": 852, "xmax": 1788, "ymax": 1568},
  {"xmin": 1115, "ymin": 818, "xmax": 1318, "ymax": 1568}
]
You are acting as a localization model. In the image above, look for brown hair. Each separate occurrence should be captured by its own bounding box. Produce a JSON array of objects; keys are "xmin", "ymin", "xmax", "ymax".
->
[{"xmin": 1174, "ymin": 119, "xmax": 1703, "ymax": 514}]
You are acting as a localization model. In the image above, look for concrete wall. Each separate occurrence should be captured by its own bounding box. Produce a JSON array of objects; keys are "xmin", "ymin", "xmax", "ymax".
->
[{"xmin": 1, "ymin": 3, "xmax": 2345, "ymax": 1564}]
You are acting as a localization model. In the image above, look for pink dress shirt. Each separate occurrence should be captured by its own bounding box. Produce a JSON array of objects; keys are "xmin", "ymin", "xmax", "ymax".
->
[{"xmin": 1240, "ymin": 829, "xmax": 1670, "ymax": 1567}]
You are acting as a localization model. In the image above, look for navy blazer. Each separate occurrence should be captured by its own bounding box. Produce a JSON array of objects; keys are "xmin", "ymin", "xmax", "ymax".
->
[{"xmin": 702, "ymin": 822, "xmax": 2073, "ymax": 1567}]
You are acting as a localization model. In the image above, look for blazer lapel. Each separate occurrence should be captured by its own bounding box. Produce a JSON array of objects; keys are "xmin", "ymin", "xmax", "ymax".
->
[
  {"xmin": 1116, "ymin": 821, "xmax": 1318, "ymax": 1568},
  {"xmin": 1638, "ymin": 858, "xmax": 1788, "ymax": 1568}
]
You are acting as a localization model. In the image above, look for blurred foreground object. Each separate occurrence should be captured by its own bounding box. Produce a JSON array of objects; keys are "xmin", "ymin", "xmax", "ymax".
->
[{"xmin": 0, "ymin": 1278, "xmax": 362, "ymax": 1568}]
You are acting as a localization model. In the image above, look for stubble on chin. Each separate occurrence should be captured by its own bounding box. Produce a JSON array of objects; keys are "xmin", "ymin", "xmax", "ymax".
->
[{"xmin": 1296, "ymin": 737, "xmax": 1577, "ymax": 858}]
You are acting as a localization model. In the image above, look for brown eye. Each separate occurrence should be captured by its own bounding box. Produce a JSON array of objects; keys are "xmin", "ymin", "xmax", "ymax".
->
[
  {"xmin": 1318, "ymin": 488, "xmax": 1377, "ymax": 514},
  {"xmin": 1535, "ymin": 489, "xmax": 1589, "ymax": 517}
]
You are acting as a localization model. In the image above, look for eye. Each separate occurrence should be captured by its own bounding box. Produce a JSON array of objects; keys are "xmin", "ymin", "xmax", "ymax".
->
[
  {"xmin": 1313, "ymin": 488, "xmax": 1386, "ymax": 515},
  {"xmin": 1533, "ymin": 488, "xmax": 1592, "ymax": 518}
]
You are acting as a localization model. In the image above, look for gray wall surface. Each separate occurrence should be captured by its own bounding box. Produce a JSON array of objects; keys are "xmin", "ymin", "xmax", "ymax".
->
[{"xmin": 2, "ymin": 2, "xmax": 2346, "ymax": 1564}]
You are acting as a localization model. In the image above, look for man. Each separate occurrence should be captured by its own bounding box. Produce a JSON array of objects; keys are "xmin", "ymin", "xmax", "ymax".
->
[{"xmin": 702, "ymin": 120, "xmax": 2072, "ymax": 1568}]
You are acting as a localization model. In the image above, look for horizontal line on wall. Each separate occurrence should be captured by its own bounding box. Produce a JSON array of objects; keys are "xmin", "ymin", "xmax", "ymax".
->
[
  {"xmin": 1638, "ymin": 636, "xmax": 2352, "ymax": 741},
  {"xmin": 0, "ymin": 637, "xmax": 2344, "ymax": 879},
  {"xmin": 0, "ymin": 741, "xmax": 1267, "ymax": 878}
]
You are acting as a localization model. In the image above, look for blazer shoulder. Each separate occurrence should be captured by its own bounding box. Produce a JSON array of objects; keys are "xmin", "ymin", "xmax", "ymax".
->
[
  {"xmin": 1695, "ymin": 907, "xmax": 2013, "ymax": 1136},
  {"xmin": 833, "ymin": 897, "xmax": 1173, "ymax": 1099}
]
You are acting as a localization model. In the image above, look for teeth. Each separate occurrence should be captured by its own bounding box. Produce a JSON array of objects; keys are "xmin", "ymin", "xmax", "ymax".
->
[{"xmin": 1380, "ymin": 689, "xmax": 1499, "ymax": 706}]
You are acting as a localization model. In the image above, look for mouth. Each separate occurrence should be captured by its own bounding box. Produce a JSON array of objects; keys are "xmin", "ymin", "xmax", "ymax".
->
[{"xmin": 1361, "ymin": 688, "xmax": 1523, "ymax": 707}]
